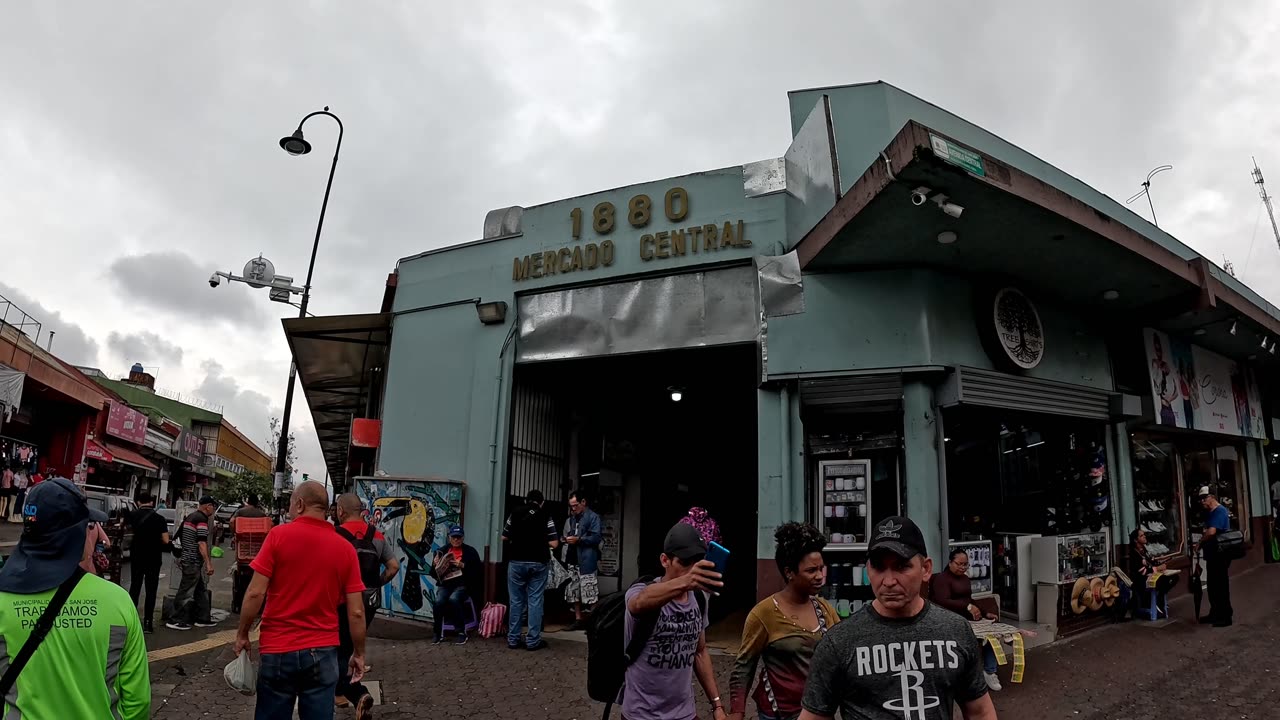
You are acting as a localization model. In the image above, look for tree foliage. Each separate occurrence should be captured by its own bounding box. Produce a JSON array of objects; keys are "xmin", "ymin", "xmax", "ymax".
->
[
  {"xmin": 211, "ymin": 470, "xmax": 273, "ymax": 506},
  {"xmin": 267, "ymin": 416, "xmax": 297, "ymax": 480}
]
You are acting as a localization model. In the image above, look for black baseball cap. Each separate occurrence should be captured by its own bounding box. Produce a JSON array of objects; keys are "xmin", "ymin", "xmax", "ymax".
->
[
  {"xmin": 198, "ymin": 496, "xmax": 217, "ymax": 506},
  {"xmin": 867, "ymin": 516, "xmax": 929, "ymax": 561},
  {"xmin": 663, "ymin": 522, "xmax": 708, "ymax": 564},
  {"xmin": 0, "ymin": 478, "xmax": 108, "ymax": 594}
]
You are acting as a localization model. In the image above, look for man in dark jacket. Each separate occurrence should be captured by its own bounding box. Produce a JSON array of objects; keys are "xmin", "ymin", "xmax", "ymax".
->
[
  {"xmin": 562, "ymin": 489, "xmax": 602, "ymax": 630},
  {"xmin": 127, "ymin": 492, "xmax": 170, "ymax": 633},
  {"xmin": 502, "ymin": 489, "xmax": 559, "ymax": 650},
  {"xmin": 431, "ymin": 524, "xmax": 482, "ymax": 645}
]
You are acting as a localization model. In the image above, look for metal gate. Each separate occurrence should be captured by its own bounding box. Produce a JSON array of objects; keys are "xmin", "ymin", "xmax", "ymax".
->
[
  {"xmin": 938, "ymin": 367, "xmax": 1113, "ymax": 420},
  {"xmin": 506, "ymin": 381, "xmax": 569, "ymax": 502}
]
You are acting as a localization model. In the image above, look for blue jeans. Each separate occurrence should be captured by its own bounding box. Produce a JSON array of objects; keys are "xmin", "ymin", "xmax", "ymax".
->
[
  {"xmin": 507, "ymin": 560, "xmax": 548, "ymax": 646},
  {"xmin": 983, "ymin": 644, "xmax": 998, "ymax": 674},
  {"xmin": 434, "ymin": 583, "xmax": 469, "ymax": 639},
  {"xmin": 256, "ymin": 647, "xmax": 340, "ymax": 720}
]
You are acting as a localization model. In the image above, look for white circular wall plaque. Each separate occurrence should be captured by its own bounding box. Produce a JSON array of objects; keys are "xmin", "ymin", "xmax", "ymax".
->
[{"xmin": 993, "ymin": 287, "xmax": 1045, "ymax": 369}]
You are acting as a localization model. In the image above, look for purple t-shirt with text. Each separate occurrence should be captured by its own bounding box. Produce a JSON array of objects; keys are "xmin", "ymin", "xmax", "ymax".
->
[{"xmin": 622, "ymin": 583, "xmax": 709, "ymax": 720}]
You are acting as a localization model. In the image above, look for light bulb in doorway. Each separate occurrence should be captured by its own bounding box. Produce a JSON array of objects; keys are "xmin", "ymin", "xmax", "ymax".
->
[{"xmin": 668, "ymin": 386, "xmax": 683, "ymax": 402}]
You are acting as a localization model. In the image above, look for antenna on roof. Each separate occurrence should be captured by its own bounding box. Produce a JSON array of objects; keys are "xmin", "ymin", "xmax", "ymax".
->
[
  {"xmin": 1126, "ymin": 165, "xmax": 1173, "ymax": 228},
  {"xmin": 1251, "ymin": 158, "xmax": 1280, "ymax": 254}
]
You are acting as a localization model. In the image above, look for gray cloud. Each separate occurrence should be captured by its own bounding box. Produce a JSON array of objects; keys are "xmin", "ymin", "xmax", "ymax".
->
[
  {"xmin": 0, "ymin": 282, "xmax": 99, "ymax": 366},
  {"xmin": 106, "ymin": 331, "xmax": 183, "ymax": 368},
  {"xmin": 195, "ymin": 360, "xmax": 274, "ymax": 445},
  {"xmin": 192, "ymin": 360, "xmax": 323, "ymax": 476},
  {"xmin": 108, "ymin": 252, "xmax": 264, "ymax": 325}
]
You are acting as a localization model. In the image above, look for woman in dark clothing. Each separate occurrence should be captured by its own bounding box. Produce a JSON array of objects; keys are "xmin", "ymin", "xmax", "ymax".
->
[
  {"xmin": 1128, "ymin": 528, "xmax": 1178, "ymax": 616},
  {"xmin": 931, "ymin": 549, "xmax": 1003, "ymax": 691}
]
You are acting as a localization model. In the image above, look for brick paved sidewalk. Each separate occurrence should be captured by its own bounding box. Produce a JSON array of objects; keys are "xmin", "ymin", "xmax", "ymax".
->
[{"xmin": 153, "ymin": 565, "xmax": 1280, "ymax": 719}]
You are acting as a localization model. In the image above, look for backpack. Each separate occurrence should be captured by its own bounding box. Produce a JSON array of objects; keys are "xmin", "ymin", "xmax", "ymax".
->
[
  {"xmin": 585, "ymin": 577, "xmax": 708, "ymax": 715},
  {"xmin": 337, "ymin": 523, "xmax": 383, "ymax": 591}
]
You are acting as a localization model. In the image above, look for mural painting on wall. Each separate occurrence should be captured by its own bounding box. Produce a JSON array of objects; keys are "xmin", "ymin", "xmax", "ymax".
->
[
  {"xmin": 354, "ymin": 476, "xmax": 465, "ymax": 622},
  {"xmin": 1143, "ymin": 328, "xmax": 1265, "ymax": 439}
]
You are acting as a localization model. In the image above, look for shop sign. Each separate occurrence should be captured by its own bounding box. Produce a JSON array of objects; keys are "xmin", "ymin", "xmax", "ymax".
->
[
  {"xmin": 173, "ymin": 430, "xmax": 207, "ymax": 465},
  {"xmin": 992, "ymin": 288, "xmax": 1045, "ymax": 370},
  {"xmin": 930, "ymin": 134, "xmax": 986, "ymax": 177},
  {"xmin": 84, "ymin": 441, "xmax": 112, "ymax": 462},
  {"xmin": 511, "ymin": 186, "xmax": 752, "ymax": 282},
  {"xmin": 105, "ymin": 401, "xmax": 147, "ymax": 445},
  {"xmin": 1143, "ymin": 328, "xmax": 1265, "ymax": 439}
]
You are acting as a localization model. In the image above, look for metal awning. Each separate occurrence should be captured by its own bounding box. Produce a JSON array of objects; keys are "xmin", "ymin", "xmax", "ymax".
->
[
  {"xmin": 282, "ymin": 312, "xmax": 390, "ymax": 489},
  {"xmin": 100, "ymin": 441, "xmax": 159, "ymax": 472},
  {"xmin": 792, "ymin": 120, "xmax": 1280, "ymax": 365}
]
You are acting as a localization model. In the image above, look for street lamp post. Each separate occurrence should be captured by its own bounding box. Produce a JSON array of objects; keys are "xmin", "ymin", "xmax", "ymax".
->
[{"xmin": 273, "ymin": 106, "xmax": 344, "ymax": 495}]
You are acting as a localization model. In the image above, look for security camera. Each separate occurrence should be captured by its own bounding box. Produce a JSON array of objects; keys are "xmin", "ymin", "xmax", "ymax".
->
[
  {"xmin": 941, "ymin": 202, "xmax": 964, "ymax": 219},
  {"xmin": 209, "ymin": 273, "xmax": 221, "ymax": 288},
  {"xmin": 911, "ymin": 189, "xmax": 929, "ymax": 206}
]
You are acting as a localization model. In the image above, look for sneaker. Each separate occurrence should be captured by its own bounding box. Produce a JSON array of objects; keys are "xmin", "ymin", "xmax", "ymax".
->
[
  {"xmin": 454, "ymin": 633, "xmax": 468, "ymax": 646},
  {"xmin": 526, "ymin": 639, "xmax": 548, "ymax": 651},
  {"xmin": 194, "ymin": 621, "xmax": 218, "ymax": 628},
  {"xmin": 165, "ymin": 621, "xmax": 192, "ymax": 631},
  {"xmin": 565, "ymin": 620, "xmax": 585, "ymax": 632},
  {"xmin": 507, "ymin": 642, "xmax": 523, "ymax": 650},
  {"xmin": 984, "ymin": 672, "xmax": 1002, "ymax": 692},
  {"xmin": 143, "ymin": 621, "xmax": 155, "ymax": 634},
  {"xmin": 433, "ymin": 636, "xmax": 446, "ymax": 645},
  {"xmin": 355, "ymin": 693, "xmax": 374, "ymax": 720}
]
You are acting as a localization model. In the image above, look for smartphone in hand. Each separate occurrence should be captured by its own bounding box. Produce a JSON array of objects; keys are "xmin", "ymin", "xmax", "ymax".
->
[{"xmin": 706, "ymin": 541, "xmax": 730, "ymax": 577}]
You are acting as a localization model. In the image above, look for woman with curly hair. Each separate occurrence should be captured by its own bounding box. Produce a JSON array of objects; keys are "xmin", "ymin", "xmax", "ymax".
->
[{"xmin": 728, "ymin": 522, "xmax": 838, "ymax": 720}]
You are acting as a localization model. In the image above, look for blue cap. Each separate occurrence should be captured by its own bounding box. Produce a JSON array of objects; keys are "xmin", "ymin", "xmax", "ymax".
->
[
  {"xmin": 448, "ymin": 524, "xmax": 464, "ymax": 537},
  {"xmin": 0, "ymin": 478, "xmax": 108, "ymax": 594}
]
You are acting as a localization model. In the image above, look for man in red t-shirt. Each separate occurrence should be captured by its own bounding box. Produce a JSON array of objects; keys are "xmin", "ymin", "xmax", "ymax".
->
[{"xmin": 234, "ymin": 481, "xmax": 367, "ymax": 719}]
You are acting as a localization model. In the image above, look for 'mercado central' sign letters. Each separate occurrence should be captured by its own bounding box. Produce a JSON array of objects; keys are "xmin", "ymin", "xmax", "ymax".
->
[{"xmin": 512, "ymin": 186, "xmax": 751, "ymax": 282}]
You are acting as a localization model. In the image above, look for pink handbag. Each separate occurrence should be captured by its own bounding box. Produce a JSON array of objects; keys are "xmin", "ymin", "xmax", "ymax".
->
[{"xmin": 479, "ymin": 602, "xmax": 507, "ymax": 638}]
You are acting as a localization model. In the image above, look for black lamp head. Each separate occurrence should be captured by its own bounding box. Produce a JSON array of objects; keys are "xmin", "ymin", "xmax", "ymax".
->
[{"xmin": 279, "ymin": 128, "xmax": 311, "ymax": 156}]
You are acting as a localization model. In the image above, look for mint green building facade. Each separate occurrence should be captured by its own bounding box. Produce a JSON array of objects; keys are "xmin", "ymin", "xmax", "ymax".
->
[{"xmin": 359, "ymin": 82, "xmax": 1280, "ymax": 616}]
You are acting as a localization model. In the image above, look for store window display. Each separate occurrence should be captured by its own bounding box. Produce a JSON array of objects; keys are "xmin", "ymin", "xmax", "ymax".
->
[
  {"xmin": 1128, "ymin": 436, "xmax": 1252, "ymax": 556},
  {"xmin": 1131, "ymin": 436, "xmax": 1183, "ymax": 558},
  {"xmin": 808, "ymin": 415, "xmax": 902, "ymax": 547},
  {"xmin": 945, "ymin": 409, "xmax": 1110, "ymax": 539}
]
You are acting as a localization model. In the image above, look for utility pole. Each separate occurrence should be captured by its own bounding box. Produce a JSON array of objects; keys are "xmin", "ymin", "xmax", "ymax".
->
[{"xmin": 1252, "ymin": 158, "xmax": 1280, "ymax": 253}]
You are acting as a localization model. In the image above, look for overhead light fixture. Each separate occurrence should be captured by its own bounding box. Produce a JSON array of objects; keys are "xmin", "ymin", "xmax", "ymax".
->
[
  {"xmin": 1194, "ymin": 328, "xmax": 1207, "ymax": 336},
  {"xmin": 1272, "ymin": 344, "xmax": 1277, "ymax": 355},
  {"xmin": 1101, "ymin": 289, "xmax": 1120, "ymax": 301},
  {"xmin": 1230, "ymin": 321, "xmax": 1238, "ymax": 336},
  {"xmin": 278, "ymin": 128, "xmax": 311, "ymax": 156},
  {"xmin": 936, "ymin": 231, "xmax": 958, "ymax": 245},
  {"xmin": 668, "ymin": 386, "xmax": 683, "ymax": 402},
  {"xmin": 475, "ymin": 300, "xmax": 508, "ymax": 325},
  {"xmin": 1262, "ymin": 336, "xmax": 1270, "ymax": 350}
]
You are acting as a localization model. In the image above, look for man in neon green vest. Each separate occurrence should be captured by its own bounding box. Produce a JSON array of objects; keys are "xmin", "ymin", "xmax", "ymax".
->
[{"xmin": 0, "ymin": 478, "xmax": 151, "ymax": 718}]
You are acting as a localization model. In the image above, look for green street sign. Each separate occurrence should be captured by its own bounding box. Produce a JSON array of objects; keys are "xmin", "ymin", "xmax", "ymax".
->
[{"xmin": 930, "ymin": 134, "xmax": 985, "ymax": 177}]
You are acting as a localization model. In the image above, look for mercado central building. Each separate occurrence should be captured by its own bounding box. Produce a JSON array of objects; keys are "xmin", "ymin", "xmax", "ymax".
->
[{"xmin": 285, "ymin": 82, "xmax": 1280, "ymax": 639}]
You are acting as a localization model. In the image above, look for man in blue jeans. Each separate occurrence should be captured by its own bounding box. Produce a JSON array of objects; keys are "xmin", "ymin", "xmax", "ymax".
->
[
  {"xmin": 431, "ymin": 524, "xmax": 482, "ymax": 645},
  {"xmin": 502, "ymin": 489, "xmax": 559, "ymax": 650},
  {"xmin": 235, "ymin": 481, "xmax": 368, "ymax": 719}
]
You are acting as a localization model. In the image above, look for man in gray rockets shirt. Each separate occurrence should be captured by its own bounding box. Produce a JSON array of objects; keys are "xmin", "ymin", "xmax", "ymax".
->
[{"xmin": 800, "ymin": 516, "xmax": 997, "ymax": 720}]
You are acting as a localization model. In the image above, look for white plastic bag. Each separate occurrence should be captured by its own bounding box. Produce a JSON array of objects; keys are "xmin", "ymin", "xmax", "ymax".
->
[{"xmin": 224, "ymin": 651, "xmax": 257, "ymax": 696}]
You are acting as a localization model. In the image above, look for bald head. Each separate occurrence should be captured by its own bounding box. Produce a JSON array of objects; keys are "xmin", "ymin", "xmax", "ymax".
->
[
  {"xmin": 293, "ymin": 481, "xmax": 330, "ymax": 517},
  {"xmin": 335, "ymin": 493, "xmax": 364, "ymax": 523}
]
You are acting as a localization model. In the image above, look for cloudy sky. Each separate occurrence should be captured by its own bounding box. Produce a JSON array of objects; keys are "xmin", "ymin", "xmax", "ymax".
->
[{"xmin": 3, "ymin": 2, "xmax": 1279, "ymax": 481}]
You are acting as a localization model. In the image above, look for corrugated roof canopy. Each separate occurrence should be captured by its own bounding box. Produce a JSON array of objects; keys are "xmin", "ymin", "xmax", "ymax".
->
[{"xmin": 282, "ymin": 312, "xmax": 389, "ymax": 489}]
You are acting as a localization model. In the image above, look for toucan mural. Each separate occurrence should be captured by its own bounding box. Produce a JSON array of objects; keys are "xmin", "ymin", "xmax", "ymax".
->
[{"xmin": 355, "ymin": 477, "xmax": 465, "ymax": 622}]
